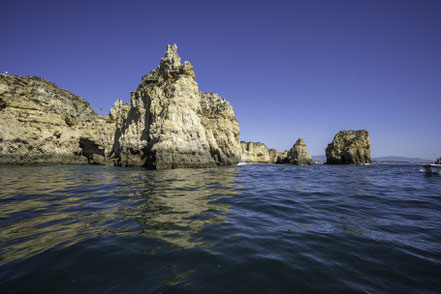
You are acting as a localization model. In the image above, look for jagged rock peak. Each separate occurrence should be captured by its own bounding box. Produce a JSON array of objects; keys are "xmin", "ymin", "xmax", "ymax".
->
[{"xmin": 138, "ymin": 44, "xmax": 194, "ymax": 90}]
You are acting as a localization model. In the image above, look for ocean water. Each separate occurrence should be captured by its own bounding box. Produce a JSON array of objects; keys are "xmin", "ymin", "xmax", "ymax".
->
[{"xmin": 0, "ymin": 163, "xmax": 440, "ymax": 293}]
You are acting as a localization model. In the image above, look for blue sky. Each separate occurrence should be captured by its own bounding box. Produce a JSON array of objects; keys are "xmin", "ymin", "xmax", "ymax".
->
[{"xmin": 1, "ymin": 0, "xmax": 440, "ymax": 159}]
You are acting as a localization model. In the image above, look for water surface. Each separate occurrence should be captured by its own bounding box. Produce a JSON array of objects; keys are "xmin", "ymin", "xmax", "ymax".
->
[{"xmin": 0, "ymin": 164, "xmax": 440, "ymax": 293}]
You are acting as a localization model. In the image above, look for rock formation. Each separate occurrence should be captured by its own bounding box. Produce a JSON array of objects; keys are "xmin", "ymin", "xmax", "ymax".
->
[
  {"xmin": 0, "ymin": 44, "xmax": 242, "ymax": 168},
  {"xmin": 326, "ymin": 130, "xmax": 371, "ymax": 164},
  {"xmin": 276, "ymin": 151, "xmax": 289, "ymax": 164},
  {"xmin": 240, "ymin": 141, "xmax": 279, "ymax": 163},
  {"xmin": 199, "ymin": 92, "xmax": 241, "ymax": 166},
  {"xmin": 111, "ymin": 44, "xmax": 241, "ymax": 168},
  {"xmin": 0, "ymin": 74, "xmax": 116, "ymax": 165},
  {"xmin": 275, "ymin": 138, "xmax": 314, "ymax": 165},
  {"xmin": 268, "ymin": 148, "xmax": 280, "ymax": 163},
  {"xmin": 286, "ymin": 138, "xmax": 314, "ymax": 165}
]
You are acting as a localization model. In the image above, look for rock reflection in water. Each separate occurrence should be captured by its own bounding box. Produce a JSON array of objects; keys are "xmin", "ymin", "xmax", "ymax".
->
[
  {"xmin": 108, "ymin": 167, "xmax": 240, "ymax": 249},
  {"xmin": 0, "ymin": 165, "xmax": 241, "ymax": 265}
]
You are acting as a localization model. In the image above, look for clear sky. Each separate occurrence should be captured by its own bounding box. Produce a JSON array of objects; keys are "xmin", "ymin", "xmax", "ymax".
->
[{"xmin": 1, "ymin": 0, "xmax": 440, "ymax": 159}]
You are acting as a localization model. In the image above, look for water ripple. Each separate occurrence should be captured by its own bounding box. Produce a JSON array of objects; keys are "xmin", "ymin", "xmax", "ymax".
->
[{"xmin": 1, "ymin": 163, "xmax": 441, "ymax": 292}]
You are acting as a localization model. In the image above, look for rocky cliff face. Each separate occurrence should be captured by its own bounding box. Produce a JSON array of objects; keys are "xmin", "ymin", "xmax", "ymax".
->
[
  {"xmin": 326, "ymin": 130, "xmax": 371, "ymax": 164},
  {"xmin": 0, "ymin": 74, "xmax": 116, "ymax": 165},
  {"xmin": 240, "ymin": 141, "xmax": 279, "ymax": 163},
  {"xmin": 0, "ymin": 45, "xmax": 241, "ymax": 168}
]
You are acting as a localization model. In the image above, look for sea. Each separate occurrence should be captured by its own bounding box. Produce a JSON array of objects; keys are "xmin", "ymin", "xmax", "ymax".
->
[{"xmin": 0, "ymin": 163, "xmax": 440, "ymax": 293}]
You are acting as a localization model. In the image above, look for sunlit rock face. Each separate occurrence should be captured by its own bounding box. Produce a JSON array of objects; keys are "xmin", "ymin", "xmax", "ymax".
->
[
  {"xmin": 326, "ymin": 130, "xmax": 371, "ymax": 164},
  {"xmin": 112, "ymin": 44, "xmax": 241, "ymax": 168},
  {"xmin": 0, "ymin": 74, "xmax": 116, "ymax": 165}
]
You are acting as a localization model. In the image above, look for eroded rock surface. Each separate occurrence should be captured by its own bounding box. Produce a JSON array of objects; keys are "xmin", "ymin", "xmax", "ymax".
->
[{"xmin": 326, "ymin": 130, "xmax": 371, "ymax": 164}]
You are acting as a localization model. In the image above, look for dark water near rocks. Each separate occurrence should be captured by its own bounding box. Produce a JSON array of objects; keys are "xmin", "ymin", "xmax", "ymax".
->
[{"xmin": 0, "ymin": 163, "xmax": 440, "ymax": 293}]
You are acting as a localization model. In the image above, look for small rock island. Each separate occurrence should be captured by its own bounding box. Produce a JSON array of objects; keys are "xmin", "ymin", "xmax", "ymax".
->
[{"xmin": 325, "ymin": 130, "xmax": 371, "ymax": 164}]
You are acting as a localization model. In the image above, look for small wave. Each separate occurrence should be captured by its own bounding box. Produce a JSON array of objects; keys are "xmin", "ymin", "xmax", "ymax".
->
[{"xmin": 237, "ymin": 162, "xmax": 248, "ymax": 166}]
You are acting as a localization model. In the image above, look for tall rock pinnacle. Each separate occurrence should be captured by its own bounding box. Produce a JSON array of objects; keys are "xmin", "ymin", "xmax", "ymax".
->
[{"xmin": 112, "ymin": 44, "xmax": 241, "ymax": 168}]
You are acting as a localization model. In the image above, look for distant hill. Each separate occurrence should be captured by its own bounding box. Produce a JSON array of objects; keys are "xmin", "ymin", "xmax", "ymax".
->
[
  {"xmin": 372, "ymin": 156, "xmax": 431, "ymax": 163},
  {"xmin": 312, "ymin": 155, "xmax": 326, "ymax": 161},
  {"xmin": 312, "ymin": 155, "xmax": 431, "ymax": 163}
]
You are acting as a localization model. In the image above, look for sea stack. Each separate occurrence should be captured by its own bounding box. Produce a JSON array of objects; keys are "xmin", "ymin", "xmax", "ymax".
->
[
  {"xmin": 275, "ymin": 138, "xmax": 314, "ymax": 165},
  {"xmin": 325, "ymin": 130, "xmax": 371, "ymax": 164},
  {"xmin": 112, "ymin": 44, "xmax": 241, "ymax": 168},
  {"xmin": 286, "ymin": 138, "xmax": 314, "ymax": 165}
]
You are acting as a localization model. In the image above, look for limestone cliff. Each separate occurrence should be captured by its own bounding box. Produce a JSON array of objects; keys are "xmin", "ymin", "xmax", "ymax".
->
[
  {"xmin": 0, "ymin": 44, "xmax": 241, "ymax": 169},
  {"xmin": 112, "ymin": 44, "xmax": 241, "ymax": 168},
  {"xmin": 0, "ymin": 74, "xmax": 116, "ymax": 165},
  {"xmin": 326, "ymin": 130, "xmax": 371, "ymax": 164}
]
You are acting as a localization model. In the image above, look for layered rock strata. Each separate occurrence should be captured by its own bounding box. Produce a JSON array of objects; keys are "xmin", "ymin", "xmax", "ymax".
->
[
  {"xmin": 0, "ymin": 44, "xmax": 242, "ymax": 168},
  {"xmin": 326, "ymin": 130, "xmax": 371, "ymax": 164}
]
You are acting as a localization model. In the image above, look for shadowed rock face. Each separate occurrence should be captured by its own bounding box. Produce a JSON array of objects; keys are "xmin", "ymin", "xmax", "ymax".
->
[
  {"xmin": 0, "ymin": 44, "xmax": 241, "ymax": 169},
  {"xmin": 326, "ymin": 130, "xmax": 371, "ymax": 164}
]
